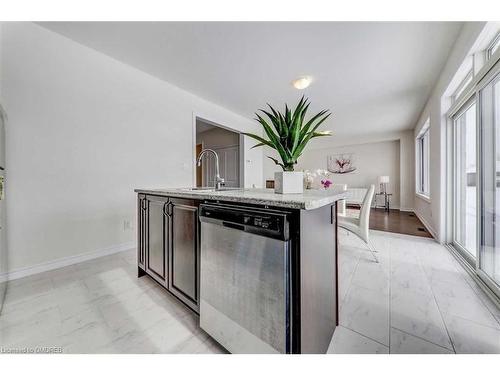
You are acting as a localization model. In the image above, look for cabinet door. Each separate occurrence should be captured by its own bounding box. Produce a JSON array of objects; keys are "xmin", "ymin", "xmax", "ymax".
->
[
  {"xmin": 168, "ymin": 198, "xmax": 199, "ymax": 311},
  {"xmin": 202, "ymin": 146, "xmax": 240, "ymax": 188},
  {"xmin": 145, "ymin": 195, "xmax": 169, "ymax": 287},
  {"xmin": 137, "ymin": 194, "xmax": 147, "ymax": 271},
  {"xmin": 220, "ymin": 145, "xmax": 240, "ymax": 187}
]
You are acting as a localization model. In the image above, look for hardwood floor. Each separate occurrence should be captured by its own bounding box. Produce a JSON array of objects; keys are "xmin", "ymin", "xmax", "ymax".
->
[{"xmin": 347, "ymin": 206, "xmax": 433, "ymax": 238}]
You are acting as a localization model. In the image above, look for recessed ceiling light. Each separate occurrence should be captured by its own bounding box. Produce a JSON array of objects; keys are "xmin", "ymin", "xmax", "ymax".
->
[{"xmin": 292, "ymin": 76, "xmax": 312, "ymax": 90}]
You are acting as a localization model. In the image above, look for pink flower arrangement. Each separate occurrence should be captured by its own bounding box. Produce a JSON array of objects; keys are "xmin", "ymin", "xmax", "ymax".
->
[{"xmin": 321, "ymin": 179, "xmax": 332, "ymax": 189}]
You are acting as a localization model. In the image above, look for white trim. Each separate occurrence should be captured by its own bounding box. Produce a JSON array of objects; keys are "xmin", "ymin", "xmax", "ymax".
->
[
  {"xmin": 192, "ymin": 112, "xmax": 245, "ymax": 188},
  {"xmin": 370, "ymin": 228, "xmax": 436, "ymax": 242},
  {"xmin": 399, "ymin": 207, "xmax": 415, "ymax": 212},
  {"xmin": 0, "ymin": 242, "xmax": 134, "ymax": 282},
  {"xmin": 416, "ymin": 118, "xmax": 430, "ymax": 138},
  {"xmin": 415, "ymin": 192, "xmax": 431, "ymax": 203},
  {"xmin": 353, "ymin": 205, "xmax": 412, "ymax": 212},
  {"xmin": 451, "ymin": 69, "xmax": 474, "ymax": 104},
  {"xmin": 373, "ymin": 205, "xmax": 402, "ymax": 210},
  {"xmin": 415, "ymin": 120, "xmax": 430, "ymax": 197},
  {"xmin": 445, "ymin": 244, "xmax": 500, "ymax": 310},
  {"xmin": 414, "ymin": 211, "xmax": 438, "ymax": 240},
  {"xmin": 486, "ymin": 31, "xmax": 500, "ymax": 61},
  {"xmin": 448, "ymin": 47, "xmax": 500, "ymax": 118}
]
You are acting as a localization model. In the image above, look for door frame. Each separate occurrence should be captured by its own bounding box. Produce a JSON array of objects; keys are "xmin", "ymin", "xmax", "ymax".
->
[
  {"xmin": 476, "ymin": 62, "xmax": 500, "ymax": 297},
  {"xmin": 191, "ymin": 112, "xmax": 245, "ymax": 188},
  {"xmin": 446, "ymin": 57, "xmax": 500, "ymax": 299},
  {"xmin": 196, "ymin": 142, "xmax": 204, "ymax": 187},
  {"xmin": 450, "ymin": 97, "xmax": 478, "ymax": 267}
]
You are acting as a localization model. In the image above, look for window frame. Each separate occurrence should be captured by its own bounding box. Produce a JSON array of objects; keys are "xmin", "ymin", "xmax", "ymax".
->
[
  {"xmin": 486, "ymin": 31, "xmax": 500, "ymax": 61},
  {"xmin": 416, "ymin": 119, "xmax": 431, "ymax": 200},
  {"xmin": 451, "ymin": 69, "xmax": 474, "ymax": 104},
  {"xmin": 451, "ymin": 97, "xmax": 478, "ymax": 266}
]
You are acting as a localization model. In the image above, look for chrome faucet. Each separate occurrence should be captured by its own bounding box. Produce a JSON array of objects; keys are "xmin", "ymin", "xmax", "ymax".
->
[{"xmin": 197, "ymin": 149, "xmax": 225, "ymax": 190}]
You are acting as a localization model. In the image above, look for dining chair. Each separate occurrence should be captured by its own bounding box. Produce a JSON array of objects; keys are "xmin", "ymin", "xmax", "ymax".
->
[{"xmin": 338, "ymin": 184, "xmax": 378, "ymax": 263}]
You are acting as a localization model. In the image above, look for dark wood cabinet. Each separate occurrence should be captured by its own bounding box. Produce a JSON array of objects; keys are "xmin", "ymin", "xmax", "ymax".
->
[
  {"xmin": 168, "ymin": 198, "xmax": 200, "ymax": 312},
  {"xmin": 145, "ymin": 195, "xmax": 169, "ymax": 287},
  {"xmin": 137, "ymin": 194, "xmax": 200, "ymax": 312},
  {"xmin": 137, "ymin": 194, "xmax": 147, "ymax": 273}
]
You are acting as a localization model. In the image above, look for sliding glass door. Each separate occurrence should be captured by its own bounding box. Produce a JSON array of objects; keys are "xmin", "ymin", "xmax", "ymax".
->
[
  {"xmin": 478, "ymin": 70, "xmax": 500, "ymax": 293},
  {"xmin": 453, "ymin": 100, "xmax": 477, "ymax": 262}
]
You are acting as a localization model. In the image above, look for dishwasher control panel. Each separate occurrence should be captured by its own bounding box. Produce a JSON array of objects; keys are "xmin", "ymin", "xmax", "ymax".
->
[{"xmin": 199, "ymin": 203, "xmax": 291, "ymax": 241}]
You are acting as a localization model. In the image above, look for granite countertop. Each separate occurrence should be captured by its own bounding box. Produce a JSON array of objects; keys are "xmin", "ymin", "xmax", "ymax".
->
[{"xmin": 134, "ymin": 187, "xmax": 346, "ymax": 210}]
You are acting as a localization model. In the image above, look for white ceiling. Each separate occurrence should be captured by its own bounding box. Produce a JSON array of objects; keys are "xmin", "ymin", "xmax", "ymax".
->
[{"xmin": 38, "ymin": 21, "xmax": 462, "ymax": 144}]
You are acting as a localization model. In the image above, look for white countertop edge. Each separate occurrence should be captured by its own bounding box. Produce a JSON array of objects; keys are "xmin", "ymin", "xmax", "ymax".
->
[{"xmin": 134, "ymin": 188, "xmax": 346, "ymax": 210}]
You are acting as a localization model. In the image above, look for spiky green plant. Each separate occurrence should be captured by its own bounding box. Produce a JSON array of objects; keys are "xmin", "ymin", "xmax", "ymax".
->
[{"xmin": 243, "ymin": 96, "xmax": 332, "ymax": 171}]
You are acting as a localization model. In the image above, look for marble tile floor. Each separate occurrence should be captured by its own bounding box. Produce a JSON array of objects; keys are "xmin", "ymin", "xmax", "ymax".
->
[
  {"xmin": 0, "ymin": 252, "xmax": 226, "ymax": 354},
  {"xmin": 0, "ymin": 230, "xmax": 499, "ymax": 354},
  {"xmin": 329, "ymin": 230, "xmax": 500, "ymax": 354}
]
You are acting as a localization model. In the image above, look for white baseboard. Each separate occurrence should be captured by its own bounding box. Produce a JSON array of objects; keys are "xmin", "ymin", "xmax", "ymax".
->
[
  {"xmin": 0, "ymin": 242, "xmax": 135, "ymax": 282},
  {"xmin": 413, "ymin": 211, "xmax": 438, "ymax": 240},
  {"xmin": 370, "ymin": 205, "xmax": 415, "ymax": 212},
  {"xmin": 399, "ymin": 207, "xmax": 415, "ymax": 212}
]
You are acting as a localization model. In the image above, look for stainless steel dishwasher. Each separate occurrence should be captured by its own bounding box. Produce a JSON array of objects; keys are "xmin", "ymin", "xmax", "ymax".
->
[{"xmin": 199, "ymin": 203, "xmax": 292, "ymax": 354}]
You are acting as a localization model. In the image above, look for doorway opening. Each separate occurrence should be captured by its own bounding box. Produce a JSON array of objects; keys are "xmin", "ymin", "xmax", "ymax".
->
[{"xmin": 195, "ymin": 118, "xmax": 242, "ymax": 188}]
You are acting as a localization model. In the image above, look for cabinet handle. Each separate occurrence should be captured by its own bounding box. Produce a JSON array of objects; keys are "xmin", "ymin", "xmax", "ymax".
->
[{"xmin": 141, "ymin": 199, "xmax": 147, "ymax": 210}]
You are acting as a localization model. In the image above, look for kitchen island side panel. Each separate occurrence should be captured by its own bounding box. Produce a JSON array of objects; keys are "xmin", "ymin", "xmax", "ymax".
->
[{"xmin": 299, "ymin": 203, "xmax": 337, "ymax": 353}]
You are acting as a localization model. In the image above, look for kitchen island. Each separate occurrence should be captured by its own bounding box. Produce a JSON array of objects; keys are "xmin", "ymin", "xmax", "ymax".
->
[{"xmin": 134, "ymin": 187, "xmax": 345, "ymax": 354}]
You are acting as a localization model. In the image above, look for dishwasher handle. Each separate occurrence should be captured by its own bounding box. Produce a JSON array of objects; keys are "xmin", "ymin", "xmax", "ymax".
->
[{"xmin": 222, "ymin": 221, "xmax": 245, "ymax": 231}]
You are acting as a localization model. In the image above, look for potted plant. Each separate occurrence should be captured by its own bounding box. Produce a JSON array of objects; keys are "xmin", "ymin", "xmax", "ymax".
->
[{"xmin": 243, "ymin": 96, "xmax": 332, "ymax": 193}]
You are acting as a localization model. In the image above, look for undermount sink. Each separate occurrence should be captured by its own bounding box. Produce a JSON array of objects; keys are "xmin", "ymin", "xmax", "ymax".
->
[
  {"xmin": 181, "ymin": 187, "xmax": 214, "ymax": 191},
  {"xmin": 179, "ymin": 187, "xmax": 242, "ymax": 192}
]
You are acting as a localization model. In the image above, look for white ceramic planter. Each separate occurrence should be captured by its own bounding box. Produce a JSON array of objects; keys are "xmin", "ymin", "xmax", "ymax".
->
[{"xmin": 274, "ymin": 171, "xmax": 304, "ymax": 194}]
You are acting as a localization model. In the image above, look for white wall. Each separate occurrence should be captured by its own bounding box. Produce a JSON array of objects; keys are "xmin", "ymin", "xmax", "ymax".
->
[
  {"xmin": 399, "ymin": 130, "xmax": 416, "ymax": 211},
  {"xmin": 263, "ymin": 130, "xmax": 415, "ymax": 211},
  {"xmin": 413, "ymin": 22, "xmax": 486, "ymax": 241},
  {"xmin": 0, "ymin": 22, "xmax": 263, "ymax": 274},
  {"xmin": 300, "ymin": 141, "xmax": 401, "ymax": 208}
]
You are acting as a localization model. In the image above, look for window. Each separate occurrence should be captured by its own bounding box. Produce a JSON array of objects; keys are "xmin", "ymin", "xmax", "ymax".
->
[
  {"xmin": 416, "ymin": 120, "xmax": 430, "ymax": 198},
  {"xmin": 487, "ymin": 32, "xmax": 500, "ymax": 60},
  {"xmin": 446, "ymin": 25, "xmax": 500, "ymax": 299},
  {"xmin": 452, "ymin": 100, "xmax": 477, "ymax": 260},
  {"xmin": 478, "ymin": 71, "xmax": 500, "ymax": 288}
]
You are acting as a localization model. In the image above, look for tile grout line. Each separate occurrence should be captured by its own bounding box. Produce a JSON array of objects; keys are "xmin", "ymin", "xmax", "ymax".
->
[
  {"xmin": 338, "ymin": 254, "xmax": 360, "ymax": 315},
  {"xmin": 463, "ymin": 280, "xmax": 500, "ymax": 326},
  {"xmin": 341, "ymin": 233, "xmax": 391, "ymax": 350},
  {"xmin": 390, "ymin": 326, "xmax": 454, "ymax": 352},
  {"xmin": 416, "ymin": 250, "xmax": 457, "ymax": 354},
  {"xmin": 442, "ymin": 311, "xmax": 500, "ymax": 331},
  {"xmin": 448, "ymin": 254, "xmax": 500, "ymax": 326},
  {"xmin": 338, "ymin": 233, "xmax": 387, "ymax": 349},
  {"xmin": 338, "ymin": 232, "xmax": 361, "ymax": 312},
  {"xmin": 426, "ymin": 244, "xmax": 500, "ymax": 331},
  {"xmin": 338, "ymin": 324, "xmax": 389, "ymax": 349}
]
